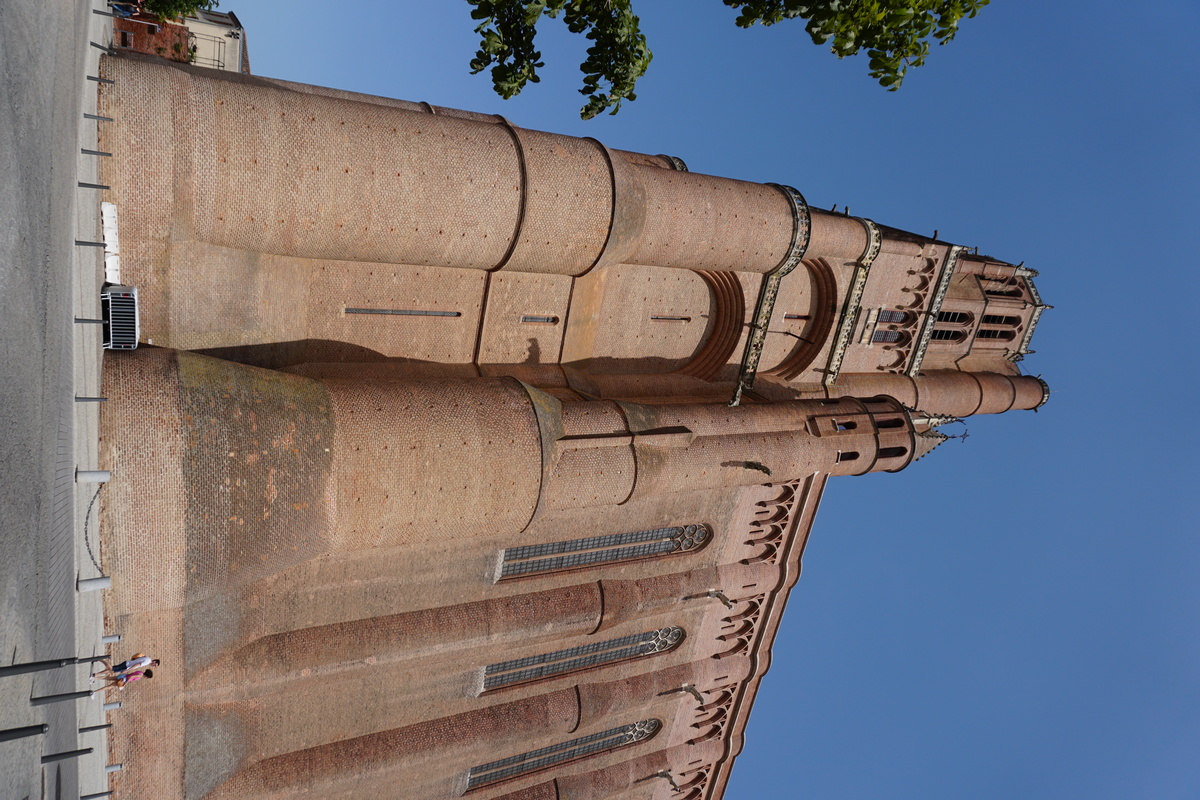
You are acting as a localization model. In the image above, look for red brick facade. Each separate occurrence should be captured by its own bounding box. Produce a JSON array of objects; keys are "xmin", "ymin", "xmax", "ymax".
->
[
  {"xmin": 94, "ymin": 52, "xmax": 1048, "ymax": 800},
  {"xmin": 113, "ymin": 17, "xmax": 190, "ymax": 63}
]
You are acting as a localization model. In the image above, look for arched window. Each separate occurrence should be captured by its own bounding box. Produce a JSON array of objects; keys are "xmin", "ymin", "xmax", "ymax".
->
[
  {"xmin": 871, "ymin": 330, "xmax": 903, "ymax": 344},
  {"xmin": 876, "ymin": 418, "xmax": 905, "ymax": 429},
  {"xmin": 930, "ymin": 329, "xmax": 965, "ymax": 342},
  {"xmin": 878, "ymin": 309, "xmax": 910, "ymax": 324},
  {"xmin": 498, "ymin": 525, "xmax": 711, "ymax": 579},
  {"xmin": 936, "ymin": 311, "xmax": 972, "ymax": 324},
  {"xmin": 834, "ymin": 420, "xmax": 857, "ymax": 431},
  {"xmin": 976, "ymin": 329, "xmax": 1016, "ymax": 341},
  {"xmin": 467, "ymin": 719, "xmax": 661, "ymax": 789},
  {"xmin": 483, "ymin": 627, "xmax": 684, "ymax": 691},
  {"xmin": 836, "ymin": 451, "xmax": 860, "ymax": 463},
  {"xmin": 982, "ymin": 314, "xmax": 1020, "ymax": 326},
  {"xmin": 878, "ymin": 446, "xmax": 908, "ymax": 459}
]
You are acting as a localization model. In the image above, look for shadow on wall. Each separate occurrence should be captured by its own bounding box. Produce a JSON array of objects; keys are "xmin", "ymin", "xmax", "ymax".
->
[
  {"xmin": 196, "ymin": 339, "xmax": 399, "ymax": 369},
  {"xmin": 192, "ymin": 338, "xmax": 728, "ymax": 383}
]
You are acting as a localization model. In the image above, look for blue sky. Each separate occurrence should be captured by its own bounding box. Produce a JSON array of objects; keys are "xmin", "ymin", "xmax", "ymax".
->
[{"xmin": 234, "ymin": 2, "xmax": 1200, "ymax": 797}]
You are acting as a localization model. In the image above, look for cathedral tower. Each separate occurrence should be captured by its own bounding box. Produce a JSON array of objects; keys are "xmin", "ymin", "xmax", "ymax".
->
[{"xmin": 94, "ymin": 52, "xmax": 1048, "ymax": 800}]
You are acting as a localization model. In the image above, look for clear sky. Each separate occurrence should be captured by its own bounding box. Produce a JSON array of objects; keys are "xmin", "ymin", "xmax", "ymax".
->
[{"xmin": 233, "ymin": 2, "xmax": 1199, "ymax": 797}]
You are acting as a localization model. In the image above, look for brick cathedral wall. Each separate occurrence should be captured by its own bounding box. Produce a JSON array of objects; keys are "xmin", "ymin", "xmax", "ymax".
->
[{"xmin": 99, "ymin": 54, "xmax": 813, "ymax": 282}]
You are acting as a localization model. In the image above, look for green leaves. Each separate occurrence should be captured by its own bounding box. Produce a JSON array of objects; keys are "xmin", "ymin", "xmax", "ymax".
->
[
  {"xmin": 466, "ymin": 0, "xmax": 651, "ymax": 119},
  {"xmin": 142, "ymin": 0, "xmax": 218, "ymax": 22},
  {"xmin": 464, "ymin": 0, "xmax": 988, "ymax": 117},
  {"xmin": 725, "ymin": 0, "xmax": 991, "ymax": 91}
]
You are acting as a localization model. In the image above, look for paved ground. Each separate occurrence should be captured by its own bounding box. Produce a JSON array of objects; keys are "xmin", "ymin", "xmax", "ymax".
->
[{"xmin": 0, "ymin": 1, "xmax": 112, "ymax": 797}]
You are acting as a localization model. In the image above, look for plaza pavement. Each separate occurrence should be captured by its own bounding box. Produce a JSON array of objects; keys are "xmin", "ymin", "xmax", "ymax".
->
[{"xmin": 1, "ymin": 0, "xmax": 120, "ymax": 797}]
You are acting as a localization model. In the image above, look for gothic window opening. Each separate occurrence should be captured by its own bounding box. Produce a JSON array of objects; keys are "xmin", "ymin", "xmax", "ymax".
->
[
  {"xmin": 878, "ymin": 446, "xmax": 908, "ymax": 459},
  {"xmin": 982, "ymin": 314, "xmax": 1020, "ymax": 327},
  {"xmin": 878, "ymin": 309, "xmax": 910, "ymax": 324},
  {"xmin": 498, "ymin": 525, "xmax": 712, "ymax": 579},
  {"xmin": 930, "ymin": 328, "xmax": 965, "ymax": 342},
  {"xmin": 834, "ymin": 420, "xmax": 857, "ymax": 431},
  {"xmin": 876, "ymin": 418, "xmax": 904, "ymax": 429},
  {"xmin": 984, "ymin": 280, "xmax": 1024, "ymax": 299},
  {"xmin": 483, "ymin": 627, "xmax": 684, "ymax": 691},
  {"xmin": 976, "ymin": 329, "xmax": 1016, "ymax": 340},
  {"xmin": 836, "ymin": 451, "xmax": 860, "ymax": 463},
  {"xmin": 872, "ymin": 330, "xmax": 903, "ymax": 344},
  {"xmin": 466, "ymin": 719, "xmax": 661, "ymax": 790},
  {"xmin": 936, "ymin": 311, "xmax": 972, "ymax": 324}
]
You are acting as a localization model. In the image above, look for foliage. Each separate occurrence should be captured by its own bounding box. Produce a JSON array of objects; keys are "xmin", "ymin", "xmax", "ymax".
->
[
  {"xmin": 465, "ymin": 0, "xmax": 988, "ymax": 118},
  {"xmin": 725, "ymin": 0, "xmax": 990, "ymax": 90},
  {"xmin": 467, "ymin": 0, "xmax": 651, "ymax": 120},
  {"xmin": 142, "ymin": 0, "xmax": 219, "ymax": 22}
]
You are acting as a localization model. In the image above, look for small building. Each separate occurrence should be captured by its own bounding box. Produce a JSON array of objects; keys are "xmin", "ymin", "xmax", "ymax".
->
[
  {"xmin": 111, "ymin": 6, "xmax": 249, "ymax": 73},
  {"xmin": 182, "ymin": 9, "xmax": 250, "ymax": 73}
]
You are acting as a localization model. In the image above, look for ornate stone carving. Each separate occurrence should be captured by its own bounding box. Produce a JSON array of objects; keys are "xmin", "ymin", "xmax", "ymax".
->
[
  {"xmin": 672, "ymin": 523, "xmax": 712, "ymax": 552},
  {"xmin": 907, "ymin": 245, "xmax": 964, "ymax": 376},
  {"xmin": 824, "ymin": 218, "xmax": 881, "ymax": 385},
  {"xmin": 730, "ymin": 185, "xmax": 811, "ymax": 405},
  {"xmin": 742, "ymin": 481, "xmax": 803, "ymax": 565},
  {"xmin": 715, "ymin": 595, "xmax": 765, "ymax": 659},
  {"xmin": 657, "ymin": 154, "xmax": 690, "ymax": 172}
]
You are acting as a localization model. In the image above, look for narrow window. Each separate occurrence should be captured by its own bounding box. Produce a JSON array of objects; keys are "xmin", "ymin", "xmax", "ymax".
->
[
  {"xmin": 651, "ymin": 315, "xmax": 691, "ymax": 322},
  {"xmin": 876, "ymin": 418, "xmax": 904, "ymax": 429},
  {"xmin": 936, "ymin": 311, "xmax": 971, "ymax": 324},
  {"xmin": 878, "ymin": 446, "xmax": 908, "ymax": 459},
  {"xmin": 467, "ymin": 719, "xmax": 661, "ymax": 789},
  {"xmin": 345, "ymin": 307, "xmax": 461, "ymax": 317},
  {"xmin": 483, "ymin": 627, "xmax": 684, "ymax": 691},
  {"xmin": 520, "ymin": 315, "xmax": 559, "ymax": 324},
  {"xmin": 836, "ymin": 451, "xmax": 860, "ymax": 463},
  {"xmin": 976, "ymin": 329, "xmax": 1016, "ymax": 340},
  {"xmin": 878, "ymin": 310, "xmax": 909, "ymax": 324},
  {"xmin": 985, "ymin": 288, "xmax": 1023, "ymax": 298},
  {"xmin": 834, "ymin": 420, "xmax": 857, "ymax": 431},
  {"xmin": 117, "ymin": 30, "xmax": 134, "ymax": 48},
  {"xmin": 982, "ymin": 315, "xmax": 1020, "ymax": 326},
  {"xmin": 499, "ymin": 525, "xmax": 711, "ymax": 579},
  {"xmin": 872, "ymin": 330, "xmax": 902, "ymax": 343},
  {"xmin": 930, "ymin": 328, "xmax": 964, "ymax": 342}
]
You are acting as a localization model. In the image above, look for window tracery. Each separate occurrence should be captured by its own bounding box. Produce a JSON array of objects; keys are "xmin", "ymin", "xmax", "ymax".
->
[
  {"xmin": 482, "ymin": 628, "xmax": 684, "ymax": 690},
  {"xmin": 466, "ymin": 719, "xmax": 661, "ymax": 789},
  {"xmin": 498, "ymin": 525, "xmax": 712, "ymax": 579}
]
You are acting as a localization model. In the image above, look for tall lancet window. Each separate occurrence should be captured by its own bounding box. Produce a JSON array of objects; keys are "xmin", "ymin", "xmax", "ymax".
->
[
  {"xmin": 482, "ymin": 627, "xmax": 685, "ymax": 691},
  {"xmin": 466, "ymin": 719, "xmax": 662, "ymax": 790},
  {"xmin": 498, "ymin": 525, "xmax": 712, "ymax": 579}
]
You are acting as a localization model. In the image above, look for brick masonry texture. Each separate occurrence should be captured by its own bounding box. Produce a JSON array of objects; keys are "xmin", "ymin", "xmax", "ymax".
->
[{"xmin": 94, "ymin": 51, "xmax": 1049, "ymax": 800}]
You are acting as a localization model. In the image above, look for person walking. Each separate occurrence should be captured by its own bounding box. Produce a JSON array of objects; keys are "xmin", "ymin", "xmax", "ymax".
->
[
  {"xmin": 93, "ymin": 668, "xmax": 154, "ymax": 691},
  {"xmin": 93, "ymin": 652, "xmax": 160, "ymax": 681}
]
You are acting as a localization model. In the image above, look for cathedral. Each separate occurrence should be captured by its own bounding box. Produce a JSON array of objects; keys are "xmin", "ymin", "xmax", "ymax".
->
[{"xmin": 94, "ymin": 51, "xmax": 1049, "ymax": 800}]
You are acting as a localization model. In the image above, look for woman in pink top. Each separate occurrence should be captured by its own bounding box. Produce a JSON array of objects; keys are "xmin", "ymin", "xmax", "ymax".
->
[
  {"xmin": 95, "ymin": 668, "xmax": 154, "ymax": 690},
  {"xmin": 95, "ymin": 653, "xmax": 160, "ymax": 680}
]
